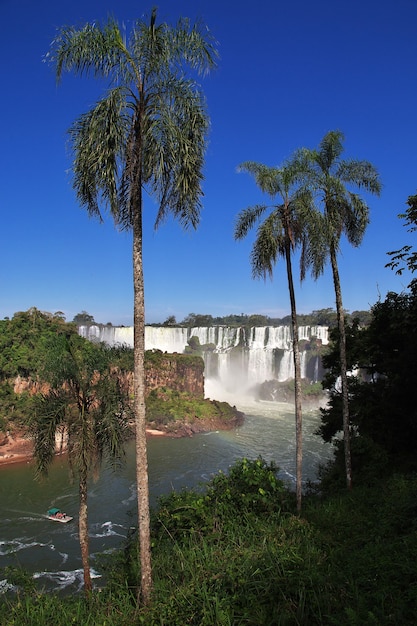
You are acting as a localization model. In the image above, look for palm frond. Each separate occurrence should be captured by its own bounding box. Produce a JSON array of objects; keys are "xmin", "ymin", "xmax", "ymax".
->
[
  {"xmin": 69, "ymin": 88, "xmax": 129, "ymax": 221},
  {"xmin": 148, "ymin": 78, "xmax": 209, "ymax": 230},
  {"xmin": 131, "ymin": 8, "xmax": 169, "ymax": 80},
  {"xmin": 173, "ymin": 15, "xmax": 219, "ymax": 75},
  {"xmin": 30, "ymin": 391, "xmax": 68, "ymax": 478},
  {"xmin": 343, "ymin": 193, "xmax": 370, "ymax": 246},
  {"xmin": 238, "ymin": 162, "xmax": 282, "ymax": 197},
  {"xmin": 337, "ymin": 159, "xmax": 382, "ymax": 195},
  {"xmin": 234, "ymin": 205, "xmax": 268, "ymax": 240},
  {"xmin": 52, "ymin": 19, "xmax": 125, "ymax": 82},
  {"xmin": 316, "ymin": 130, "xmax": 344, "ymax": 171},
  {"xmin": 300, "ymin": 210, "xmax": 331, "ymax": 281},
  {"xmin": 236, "ymin": 155, "xmax": 319, "ymax": 283},
  {"xmin": 250, "ymin": 212, "xmax": 285, "ymax": 279}
]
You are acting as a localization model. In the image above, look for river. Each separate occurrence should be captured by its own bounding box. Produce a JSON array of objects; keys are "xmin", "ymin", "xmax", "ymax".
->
[{"xmin": 0, "ymin": 394, "xmax": 332, "ymax": 594}]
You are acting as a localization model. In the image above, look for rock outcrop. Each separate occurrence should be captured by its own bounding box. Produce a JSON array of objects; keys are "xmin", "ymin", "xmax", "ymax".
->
[{"xmin": 145, "ymin": 351, "xmax": 204, "ymax": 398}]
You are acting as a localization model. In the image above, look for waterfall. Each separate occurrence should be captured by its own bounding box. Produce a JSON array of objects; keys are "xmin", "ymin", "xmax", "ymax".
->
[{"xmin": 78, "ymin": 324, "xmax": 328, "ymax": 391}]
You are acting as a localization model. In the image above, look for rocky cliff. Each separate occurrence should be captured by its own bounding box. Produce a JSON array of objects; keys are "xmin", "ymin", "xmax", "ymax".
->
[
  {"xmin": 6, "ymin": 351, "xmax": 242, "ymax": 443},
  {"xmin": 145, "ymin": 351, "xmax": 204, "ymax": 398},
  {"xmin": 11, "ymin": 351, "xmax": 205, "ymax": 399}
]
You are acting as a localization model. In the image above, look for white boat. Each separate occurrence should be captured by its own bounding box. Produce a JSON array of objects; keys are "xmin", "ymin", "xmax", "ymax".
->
[{"xmin": 47, "ymin": 508, "xmax": 73, "ymax": 523}]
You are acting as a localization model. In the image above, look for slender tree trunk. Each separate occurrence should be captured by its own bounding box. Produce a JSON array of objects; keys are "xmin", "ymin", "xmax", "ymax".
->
[
  {"xmin": 285, "ymin": 239, "xmax": 303, "ymax": 512},
  {"xmin": 132, "ymin": 193, "xmax": 152, "ymax": 605},
  {"xmin": 330, "ymin": 245, "xmax": 352, "ymax": 490},
  {"xmin": 79, "ymin": 467, "xmax": 92, "ymax": 593}
]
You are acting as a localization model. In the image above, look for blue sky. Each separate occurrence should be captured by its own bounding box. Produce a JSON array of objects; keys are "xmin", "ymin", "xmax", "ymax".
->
[{"xmin": 1, "ymin": 0, "xmax": 416, "ymax": 325}]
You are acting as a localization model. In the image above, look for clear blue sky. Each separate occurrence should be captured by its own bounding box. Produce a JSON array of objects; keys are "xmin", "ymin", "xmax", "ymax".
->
[{"xmin": 1, "ymin": 0, "xmax": 416, "ymax": 325}]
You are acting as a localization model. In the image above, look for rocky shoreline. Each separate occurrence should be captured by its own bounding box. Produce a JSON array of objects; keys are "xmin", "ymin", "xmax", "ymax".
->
[
  {"xmin": 146, "ymin": 410, "xmax": 244, "ymax": 438},
  {"xmin": 0, "ymin": 432, "xmax": 34, "ymax": 466}
]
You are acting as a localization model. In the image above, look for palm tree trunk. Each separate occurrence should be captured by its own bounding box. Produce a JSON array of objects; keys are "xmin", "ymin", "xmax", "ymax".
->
[
  {"xmin": 285, "ymin": 240, "xmax": 303, "ymax": 512},
  {"xmin": 330, "ymin": 245, "xmax": 352, "ymax": 490},
  {"xmin": 79, "ymin": 467, "xmax": 92, "ymax": 593},
  {"xmin": 132, "ymin": 194, "xmax": 152, "ymax": 605}
]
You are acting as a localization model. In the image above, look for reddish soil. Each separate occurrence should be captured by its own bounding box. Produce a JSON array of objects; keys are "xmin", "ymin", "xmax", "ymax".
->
[{"xmin": 0, "ymin": 432, "xmax": 34, "ymax": 466}]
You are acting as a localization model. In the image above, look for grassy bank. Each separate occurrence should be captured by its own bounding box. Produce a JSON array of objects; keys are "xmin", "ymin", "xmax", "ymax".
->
[{"xmin": 1, "ymin": 459, "xmax": 417, "ymax": 625}]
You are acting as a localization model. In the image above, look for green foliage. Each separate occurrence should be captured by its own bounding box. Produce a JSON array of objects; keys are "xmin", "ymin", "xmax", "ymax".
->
[
  {"xmin": 0, "ymin": 308, "xmax": 75, "ymax": 380},
  {"xmin": 152, "ymin": 458, "xmax": 290, "ymax": 543},
  {"xmin": 183, "ymin": 335, "xmax": 217, "ymax": 356},
  {"xmin": 0, "ymin": 309, "xmax": 80, "ymax": 433},
  {"xmin": 256, "ymin": 378, "xmax": 325, "ymax": 402},
  {"xmin": 0, "ymin": 384, "xmax": 35, "ymax": 428},
  {"xmin": 108, "ymin": 345, "xmax": 134, "ymax": 371},
  {"xmin": 0, "ymin": 566, "xmax": 36, "ymax": 594},
  {"xmin": 247, "ymin": 313, "xmax": 269, "ymax": 326},
  {"xmin": 304, "ymin": 474, "xmax": 417, "ymax": 624},
  {"xmin": 145, "ymin": 387, "xmax": 239, "ymax": 428},
  {"xmin": 309, "ymin": 307, "xmax": 339, "ymax": 327},
  {"xmin": 162, "ymin": 315, "xmax": 177, "ymax": 326},
  {"xmin": 3, "ymin": 469, "xmax": 417, "ymax": 624},
  {"xmin": 52, "ymin": 11, "xmax": 218, "ymax": 233},
  {"xmin": 184, "ymin": 335, "xmax": 202, "ymax": 353},
  {"xmin": 319, "ymin": 287, "xmax": 417, "ymax": 482},
  {"xmin": 149, "ymin": 308, "xmax": 371, "ymax": 329},
  {"xmin": 29, "ymin": 334, "xmax": 133, "ymax": 478},
  {"xmin": 207, "ymin": 457, "xmax": 290, "ymax": 516},
  {"xmin": 181, "ymin": 313, "xmax": 215, "ymax": 327},
  {"xmin": 316, "ymin": 436, "xmax": 390, "ymax": 493},
  {"xmin": 386, "ymin": 193, "xmax": 417, "ymax": 283},
  {"xmin": 350, "ymin": 309, "xmax": 372, "ymax": 327},
  {"xmin": 1, "ymin": 311, "xmax": 244, "ymax": 437},
  {"xmin": 144, "ymin": 349, "xmax": 201, "ymax": 369},
  {"xmin": 72, "ymin": 310, "xmax": 95, "ymax": 325},
  {"xmin": 302, "ymin": 381, "xmax": 323, "ymax": 397}
]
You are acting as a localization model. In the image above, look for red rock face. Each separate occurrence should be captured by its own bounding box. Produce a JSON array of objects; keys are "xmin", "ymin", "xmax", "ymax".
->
[
  {"xmin": 145, "ymin": 355, "xmax": 204, "ymax": 398},
  {"xmin": 13, "ymin": 376, "xmax": 50, "ymax": 395},
  {"xmin": 12, "ymin": 354, "xmax": 205, "ymax": 400}
]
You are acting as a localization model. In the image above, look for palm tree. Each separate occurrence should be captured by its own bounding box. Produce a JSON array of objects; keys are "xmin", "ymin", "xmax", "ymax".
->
[
  {"xmin": 30, "ymin": 335, "xmax": 132, "ymax": 593},
  {"xmin": 234, "ymin": 154, "xmax": 313, "ymax": 512},
  {"xmin": 49, "ymin": 9, "xmax": 217, "ymax": 602},
  {"xmin": 301, "ymin": 130, "xmax": 381, "ymax": 489}
]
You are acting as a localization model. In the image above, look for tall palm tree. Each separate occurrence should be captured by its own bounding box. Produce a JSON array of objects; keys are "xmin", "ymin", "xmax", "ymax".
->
[
  {"xmin": 30, "ymin": 335, "xmax": 131, "ymax": 593},
  {"xmin": 235, "ymin": 154, "xmax": 313, "ymax": 512},
  {"xmin": 49, "ymin": 9, "xmax": 217, "ymax": 602},
  {"xmin": 301, "ymin": 130, "xmax": 381, "ymax": 489}
]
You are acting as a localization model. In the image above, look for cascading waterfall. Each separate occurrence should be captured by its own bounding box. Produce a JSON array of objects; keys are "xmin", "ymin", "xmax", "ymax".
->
[{"xmin": 79, "ymin": 324, "xmax": 328, "ymax": 393}]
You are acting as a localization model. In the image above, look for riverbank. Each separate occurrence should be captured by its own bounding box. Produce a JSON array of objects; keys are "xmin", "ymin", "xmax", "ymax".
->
[
  {"xmin": 0, "ymin": 412, "xmax": 244, "ymax": 467},
  {"xmin": 0, "ymin": 431, "xmax": 34, "ymax": 466}
]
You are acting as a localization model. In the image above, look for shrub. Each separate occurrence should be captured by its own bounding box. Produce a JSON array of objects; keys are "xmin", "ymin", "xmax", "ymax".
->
[
  {"xmin": 153, "ymin": 457, "xmax": 292, "ymax": 541},
  {"xmin": 206, "ymin": 457, "xmax": 291, "ymax": 516}
]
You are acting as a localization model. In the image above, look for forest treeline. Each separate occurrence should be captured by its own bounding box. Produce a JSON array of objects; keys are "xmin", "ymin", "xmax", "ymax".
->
[{"xmin": 70, "ymin": 306, "xmax": 372, "ymax": 329}]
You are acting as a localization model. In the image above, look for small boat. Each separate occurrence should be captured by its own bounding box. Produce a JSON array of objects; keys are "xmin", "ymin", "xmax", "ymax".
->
[{"xmin": 47, "ymin": 507, "xmax": 73, "ymax": 523}]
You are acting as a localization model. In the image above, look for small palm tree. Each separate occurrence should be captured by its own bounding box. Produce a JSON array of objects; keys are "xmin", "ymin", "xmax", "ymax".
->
[
  {"xmin": 30, "ymin": 335, "xmax": 132, "ymax": 593},
  {"xmin": 49, "ymin": 8, "xmax": 217, "ymax": 602},
  {"xmin": 302, "ymin": 130, "xmax": 381, "ymax": 489},
  {"xmin": 235, "ymin": 153, "xmax": 313, "ymax": 512}
]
